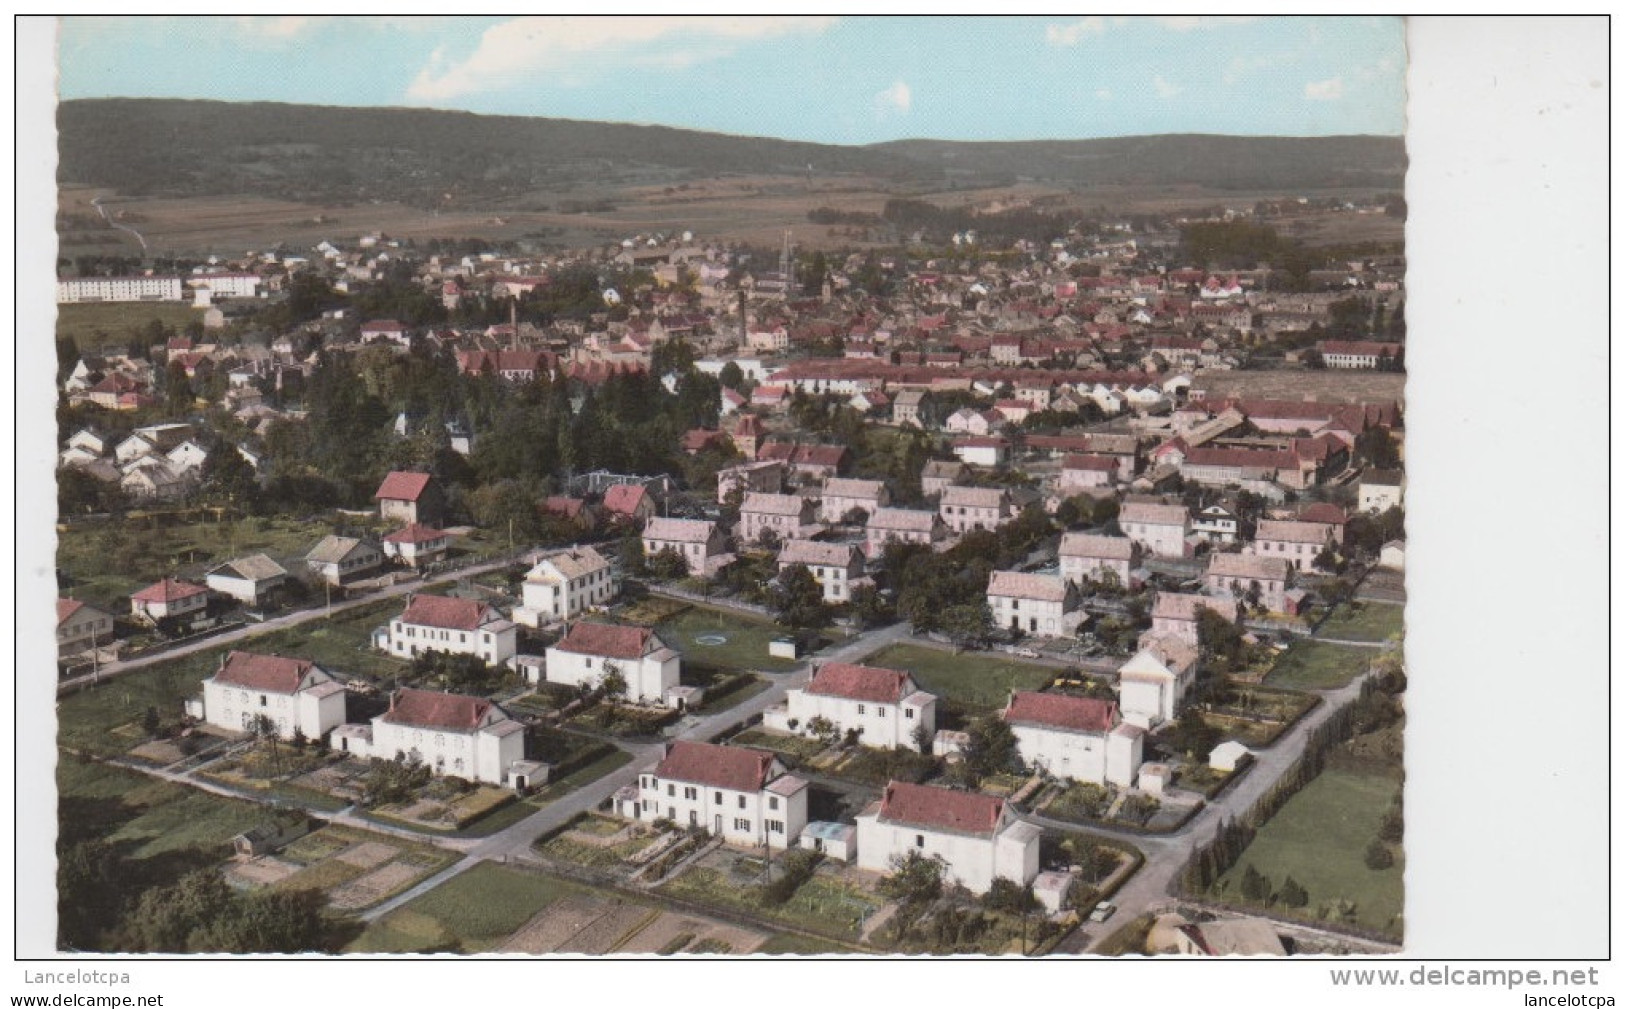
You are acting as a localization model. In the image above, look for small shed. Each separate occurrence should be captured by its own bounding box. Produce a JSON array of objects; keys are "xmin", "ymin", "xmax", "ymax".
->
[
  {"xmin": 933, "ymin": 729, "xmax": 970, "ymax": 759},
  {"xmin": 769, "ymin": 637, "xmax": 799, "ymax": 660},
  {"xmin": 506, "ymin": 760, "xmax": 549, "ymax": 794},
  {"xmin": 232, "ymin": 815, "xmax": 309, "ymax": 857},
  {"xmin": 1209, "ymin": 740, "xmax": 1253, "ymax": 773},
  {"xmin": 797, "ymin": 821, "xmax": 856, "ymax": 863},
  {"xmin": 1379, "ymin": 539, "xmax": 1406, "ymax": 571},
  {"xmin": 1033, "ymin": 869, "xmax": 1076, "ymax": 914},
  {"xmin": 663, "ymin": 684, "xmax": 705, "ymax": 711},
  {"xmin": 1138, "ymin": 762, "xmax": 1172, "ymax": 796}
]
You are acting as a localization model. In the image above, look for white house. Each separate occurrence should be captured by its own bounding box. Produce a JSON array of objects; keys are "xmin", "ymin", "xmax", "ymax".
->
[
  {"xmin": 1191, "ymin": 503, "xmax": 1240, "ymax": 544},
  {"xmin": 643, "ymin": 516, "xmax": 728, "ymax": 576},
  {"xmin": 855, "ymin": 781, "xmax": 1041, "ymax": 895},
  {"xmin": 204, "ymin": 554, "xmax": 288, "ymax": 607},
  {"xmin": 1118, "ymin": 501, "xmax": 1192, "ymax": 557},
  {"xmin": 939, "ymin": 485, "xmax": 1009, "ymax": 534},
  {"xmin": 1250, "ymin": 519, "xmax": 1331, "ymax": 572},
  {"xmin": 193, "ymin": 650, "xmax": 348, "ymax": 741},
  {"xmin": 620, "ymin": 741, "xmax": 809, "ymax": 850},
  {"xmin": 765, "ymin": 662, "xmax": 937, "ymax": 750},
  {"xmin": 335, "ymin": 688, "xmax": 529, "ymax": 787},
  {"xmin": 987, "ymin": 571, "xmax": 1083, "ymax": 637},
  {"xmin": 542, "ymin": 621, "xmax": 681, "ymax": 706},
  {"xmin": 305, "ymin": 535, "xmax": 384, "ymax": 586},
  {"xmin": 515, "ymin": 546, "xmax": 617, "ymax": 627},
  {"xmin": 381, "ymin": 594, "xmax": 518, "ymax": 667},
  {"xmin": 951, "ymin": 436, "xmax": 1010, "ymax": 468},
  {"xmin": 1058, "ymin": 454, "xmax": 1119, "ymax": 493},
  {"xmin": 57, "ymin": 598, "xmax": 115, "ymax": 655},
  {"xmin": 129, "ymin": 577, "xmax": 208, "ymax": 624},
  {"xmin": 818, "ymin": 478, "xmax": 890, "ymax": 525},
  {"xmin": 1150, "ymin": 592, "xmax": 1239, "ymax": 647},
  {"xmin": 381, "ymin": 524, "xmax": 452, "ymax": 568},
  {"xmin": 1358, "ymin": 469, "xmax": 1406, "ymax": 513},
  {"xmin": 1205, "ymin": 553, "xmax": 1292, "ymax": 612},
  {"xmin": 1118, "ymin": 634, "xmax": 1199, "ymax": 728},
  {"xmin": 738, "ymin": 493, "xmax": 818, "ymax": 545},
  {"xmin": 866, "ymin": 507, "xmax": 947, "ymax": 556},
  {"xmin": 776, "ymin": 540, "xmax": 868, "ymax": 604},
  {"xmin": 716, "ymin": 460, "xmax": 784, "ymax": 503},
  {"xmin": 1002, "ymin": 691, "xmax": 1142, "ymax": 788},
  {"xmin": 1058, "ymin": 532, "xmax": 1136, "ymax": 588}
]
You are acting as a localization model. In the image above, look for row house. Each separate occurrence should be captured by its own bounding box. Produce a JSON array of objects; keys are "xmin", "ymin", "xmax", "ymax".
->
[
  {"xmin": 777, "ymin": 540, "xmax": 868, "ymax": 604},
  {"xmin": 1149, "ymin": 592, "xmax": 1239, "ymax": 647},
  {"xmin": 1058, "ymin": 532, "xmax": 1137, "ymax": 588},
  {"xmin": 765, "ymin": 662, "xmax": 937, "ymax": 751},
  {"xmin": 866, "ymin": 507, "xmax": 948, "ymax": 557},
  {"xmin": 855, "ymin": 781, "xmax": 1040, "ymax": 895},
  {"xmin": 515, "ymin": 546, "xmax": 616, "ymax": 627},
  {"xmin": 621, "ymin": 741, "xmax": 809, "ymax": 850},
  {"xmin": 987, "ymin": 571, "xmax": 1084, "ymax": 637},
  {"xmin": 380, "ymin": 594, "xmax": 518, "ymax": 667},
  {"xmin": 1250, "ymin": 519, "xmax": 1333, "ymax": 572},
  {"xmin": 1002, "ymin": 691, "xmax": 1142, "ymax": 788},
  {"xmin": 1118, "ymin": 501, "xmax": 1192, "ymax": 557},
  {"xmin": 738, "ymin": 493, "xmax": 819, "ymax": 545},
  {"xmin": 818, "ymin": 478, "xmax": 890, "ymax": 525},
  {"xmin": 1205, "ymin": 553, "xmax": 1292, "ymax": 612},
  {"xmin": 920, "ymin": 460, "xmax": 965, "ymax": 498},
  {"xmin": 541, "ymin": 622, "xmax": 680, "ymax": 705},
  {"xmin": 939, "ymin": 486, "xmax": 1009, "ymax": 534},
  {"xmin": 192, "ymin": 651, "xmax": 347, "ymax": 741},
  {"xmin": 643, "ymin": 517, "xmax": 728, "ymax": 576},
  {"xmin": 334, "ymin": 688, "xmax": 530, "ymax": 788},
  {"xmin": 1317, "ymin": 340, "xmax": 1405, "ymax": 369},
  {"xmin": 757, "ymin": 442, "xmax": 849, "ymax": 484}
]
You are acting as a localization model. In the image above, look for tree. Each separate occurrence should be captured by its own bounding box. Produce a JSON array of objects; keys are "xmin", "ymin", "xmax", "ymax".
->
[
  {"xmin": 647, "ymin": 546, "xmax": 689, "ymax": 581},
  {"xmin": 982, "ymin": 878, "xmax": 1039, "ymax": 915},
  {"xmin": 599, "ymin": 664, "xmax": 628, "ymax": 704},
  {"xmin": 200, "ymin": 443, "xmax": 259, "ymax": 510},
  {"xmin": 1278, "ymin": 876, "xmax": 1309, "ymax": 908},
  {"xmin": 961, "ymin": 715, "xmax": 1019, "ymax": 778},
  {"xmin": 807, "ymin": 716, "xmax": 839, "ymax": 747},
  {"xmin": 1240, "ymin": 863, "xmax": 1271, "ymax": 901},
  {"xmin": 941, "ymin": 603, "xmax": 993, "ymax": 651},
  {"xmin": 771, "ymin": 564, "xmax": 830, "ymax": 631},
  {"xmin": 911, "ymin": 720, "xmax": 934, "ymax": 755},
  {"xmin": 878, "ymin": 851, "xmax": 946, "ymax": 905},
  {"xmin": 141, "ymin": 706, "xmax": 163, "ymax": 738},
  {"xmin": 1364, "ymin": 838, "xmax": 1395, "ymax": 870},
  {"xmin": 718, "ymin": 361, "xmax": 745, "ymax": 390},
  {"xmin": 849, "ymin": 584, "xmax": 894, "ymax": 631}
]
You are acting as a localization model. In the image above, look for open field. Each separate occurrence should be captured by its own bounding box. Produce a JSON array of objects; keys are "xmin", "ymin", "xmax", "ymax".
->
[
  {"xmin": 1189, "ymin": 369, "xmax": 1405, "ymax": 404},
  {"xmin": 1212, "ymin": 767, "xmax": 1403, "ymax": 938},
  {"xmin": 862, "ymin": 642, "xmax": 1054, "ymax": 711},
  {"xmin": 348, "ymin": 863, "xmax": 584, "ymax": 953},
  {"xmin": 1264, "ymin": 640, "xmax": 1374, "ymax": 691},
  {"xmin": 55, "ymin": 300, "xmax": 203, "ymax": 353},
  {"xmin": 650, "ymin": 604, "xmax": 804, "ymax": 673},
  {"xmin": 58, "ymin": 755, "xmax": 264, "ymax": 860},
  {"xmin": 1316, "ymin": 601, "xmax": 1405, "ymax": 642},
  {"xmin": 659, "ymin": 864, "xmax": 883, "ymax": 942}
]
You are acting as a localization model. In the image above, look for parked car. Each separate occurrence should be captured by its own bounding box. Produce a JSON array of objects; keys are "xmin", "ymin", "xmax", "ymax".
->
[{"xmin": 1088, "ymin": 901, "xmax": 1117, "ymax": 923}]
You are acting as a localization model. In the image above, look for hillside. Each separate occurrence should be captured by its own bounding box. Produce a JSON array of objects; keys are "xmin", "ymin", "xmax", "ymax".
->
[{"xmin": 58, "ymin": 99, "xmax": 1406, "ymax": 211}]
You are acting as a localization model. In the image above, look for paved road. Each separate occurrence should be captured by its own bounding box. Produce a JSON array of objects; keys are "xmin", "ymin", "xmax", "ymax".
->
[{"xmin": 58, "ymin": 555, "xmax": 522, "ymax": 693}]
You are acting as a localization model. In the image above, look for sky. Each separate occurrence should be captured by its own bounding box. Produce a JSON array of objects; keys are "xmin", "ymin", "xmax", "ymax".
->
[{"xmin": 57, "ymin": 16, "xmax": 1405, "ymax": 144}]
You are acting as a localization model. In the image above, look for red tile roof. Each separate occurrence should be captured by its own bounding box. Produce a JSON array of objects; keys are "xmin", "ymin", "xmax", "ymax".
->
[
  {"xmin": 601, "ymin": 483, "xmax": 649, "ymax": 517},
  {"xmin": 57, "ymin": 598, "xmax": 85, "ymax": 625},
  {"xmin": 214, "ymin": 651, "xmax": 319, "ymax": 693},
  {"xmin": 1297, "ymin": 502, "xmax": 1349, "ymax": 526},
  {"xmin": 398, "ymin": 594, "xmax": 492, "ymax": 631},
  {"xmin": 1061, "ymin": 453, "xmax": 1120, "ymax": 472},
  {"xmin": 131, "ymin": 577, "xmax": 207, "ymax": 603},
  {"xmin": 543, "ymin": 496, "xmax": 586, "ymax": 519},
  {"xmin": 878, "ymin": 781, "xmax": 1003, "ymax": 835},
  {"xmin": 806, "ymin": 663, "xmax": 912, "ymax": 704},
  {"xmin": 1003, "ymin": 691, "xmax": 1118, "ymax": 733},
  {"xmin": 382, "ymin": 688, "xmax": 493, "ymax": 731},
  {"xmin": 375, "ymin": 471, "xmax": 434, "ymax": 502},
  {"xmin": 383, "ymin": 523, "xmax": 448, "ymax": 545},
  {"xmin": 655, "ymin": 741, "xmax": 775, "ymax": 792},
  {"xmin": 553, "ymin": 622, "xmax": 655, "ymax": 660}
]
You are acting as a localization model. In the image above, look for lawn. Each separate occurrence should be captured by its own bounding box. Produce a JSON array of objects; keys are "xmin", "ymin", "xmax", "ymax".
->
[
  {"xmin": 1316, "ymin": 602, "xmax": 1405, "ymax": 643},
  {"xmin": 58, "ymin": 514, "xmax": 330, "ymax": 608},
  {"xmin": 862, "ymin": 642, "xmax": 1055, "ymax": 711},
  {"xmin": 690, "ymin": 670, "xmax": 770, "ymax": 714},
  {"xmin": 57, "ymin": 599, "xmax": 408, "ymax": 756},
  {"xmin": 1264, "ymin": 640, "xmax": 1375, "ymax": 691},
  {"xmin": 56, "ymin": 301, "xmax": 202, "ymax": 354},
  {"xmin": 534, "ymin": 831, "xmax": 657, "ymax": 870},
  {"xmin": 731, "ymin": 728, "xmax": 829, "ymax": 763},
  {"xmin": 1211, "ymin": 767, "xmax": 1404, "ymax": 938},
  {"xmin": 526, "ymin": 748, "xmax": 634, "ymax": 806},
  {"xmin": 651, "ymin": 604, "xmax": 806, "ymax": 673},
  {"xmin": 58, "ymin": 755, "xmax": 265, "ymax": 860},
  {"xmin": 347, "ymin": 863, "xmax": 581, "ymax": 953},
  {"xmin": 757, "ymin": 932, "xmax": 858, "ymax": 955},
  {"xmin": 659, "ymin": 866, "xmax": 882, "ymax": 940}
]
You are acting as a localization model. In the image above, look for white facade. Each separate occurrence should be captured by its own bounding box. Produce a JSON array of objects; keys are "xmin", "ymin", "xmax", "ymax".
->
[
  {"xmin": 1118, "ymin": 502, "xmax": 1191, "ymax": 557},
  {"xmin": 1003, "ymin": 693, "xmax": 1142, "ymax": 787},
  {"xmin": 1118, "ymin": 636, "xmax": 1199, "ymax": 728},
  {"xmin": 1058, "ymin": 533, "xmax": 1135, "ymax": 587},
  {"xmin": 338, "ymin": 689, "xmax": 526, "ymax": 785},
  {"xmin": 515, "ymin": 547, "xmax": 616, "ymax": 627},
  {"xmin": 776, "ymin": 540, "xmax": 866, "ymax": 603},
  {"xmin": 818, "ymin": 479, "xmax": 889, "ymax": 524},
  {"xmin": 57, "ymin": 275, "xmax": 183, "ymax": 304},
  {"xmin": 987, "ymin": 571, "xmax": 1079, "ymax": 637},
  {"xmin": 384, "ymin": 594, "xmax": 518, "ymax": 667},
  {"xmin": 768, "ymin": 663, "xmax": 937, "ymax": 750},
  {"xmin": 630, "ymin": 742, "xmax": 809, "ymax": 850},
  {"xmin": 197, "ymin": 652, "xmax": 348, "ymax": 742},
  {"xmin": 939, "ymin": 486, "xmax": 1008, "ymax": 534},
  {"xmin": 542, "ymin": 623, "xmax": 680, "ymax": 704},
  {"xmin": 855, "ymin": 782, "xmax": 1040, "ymax": 895}
]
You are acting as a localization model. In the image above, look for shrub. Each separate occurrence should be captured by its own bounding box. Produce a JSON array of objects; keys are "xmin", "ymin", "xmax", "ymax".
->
[
  {"xmin": 1364, "ymin": 838, "xmax": 1395, "ymax": 870},
  {"xmin": 1278, "ymin": 876, "xmax": 1309, "ymax": 908}
]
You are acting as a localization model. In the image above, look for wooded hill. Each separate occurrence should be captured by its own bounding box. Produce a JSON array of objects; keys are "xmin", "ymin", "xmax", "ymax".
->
[{"xmin": 58, "ymin": 98, "xmax": 1407, "ymax": 210}]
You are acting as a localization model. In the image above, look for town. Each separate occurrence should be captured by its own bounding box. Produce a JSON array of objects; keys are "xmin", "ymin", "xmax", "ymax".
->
[{"xmin": 54, "ymin": 188, "xmax": 1406, "ymax": 956}]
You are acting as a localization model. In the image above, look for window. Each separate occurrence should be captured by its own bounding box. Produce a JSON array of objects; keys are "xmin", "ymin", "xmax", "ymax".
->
[
  {"xmin": 259, "ymin": 695, "xmax": 268, "ymax": 707},
  {"xmin": 737, "ymin": 795, "xmax": 747, "ymax": 809},
  {"xmin": 905, "ymin": 708, "xmax": 915, "ymax": 719},
  {"xmin": 915, "ymin": 834, "xmax": 925, "ymax": 849},
  {"xmin": 877, "ymin": 707, "xmax": 886, "ymax": 718},
  {"xmin": 688, "ymin": 811, "xmax": 698, "ymax": 826},
  {"xmin": 667, "ymin": 784, "xmax": 676, "ymax": 797},
  {"xmin": 734, "ymin": 818, "xmax": 751, "ymax": 832},
  {"xmin": 768, "ymin": 796, "xmax": 780, "ymax": 811},
  {"xmin": 768, "ymin": 820, "xmax": 785, "ymax": 834},
  {"xmin": 857, "ymin": 704, "xmax": 866, "ymax": 715},
  {"xmin": 585, "ymin": 657, "xmax": 594, "ymax": 669},
  {"xmin": 685, "ymin": 787, "xmax": 698, "ymax": 800}
]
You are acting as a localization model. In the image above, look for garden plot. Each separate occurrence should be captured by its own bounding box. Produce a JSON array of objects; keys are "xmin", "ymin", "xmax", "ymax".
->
[
  {"xmin": 497, "ymin": 893, "xmax": 660, "ymax": 954},
  {"xmin": 618, "ymin": 913, "xmax": 769, "ymax": 955}
]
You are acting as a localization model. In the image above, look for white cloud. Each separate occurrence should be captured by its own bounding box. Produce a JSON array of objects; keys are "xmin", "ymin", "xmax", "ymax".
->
[
  {"xmin": 1095, "ymin": 88, "xmax": 1112, "ymax": 100},
  {"xmin": 1153, "ymin": 75, "xmax": 1183, "ymax": 99},
  {"xmin": 1305, "ymin": 77, "xmax": 1345, "ymax": 101},
  {"xmin": 1045, "ymin": 17, "xmax": 1106, "ymax": 46},
  {"xmin": 1154, "ymin": 16, "xmax": 1262, "ymax": 32},
  {"xmin": 874, "ymin": 80, "xmax": 912, "ymax": 117},
  {"xmin": 406, "ymin": 16, "xmax": 839, "ymax": 101}
]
